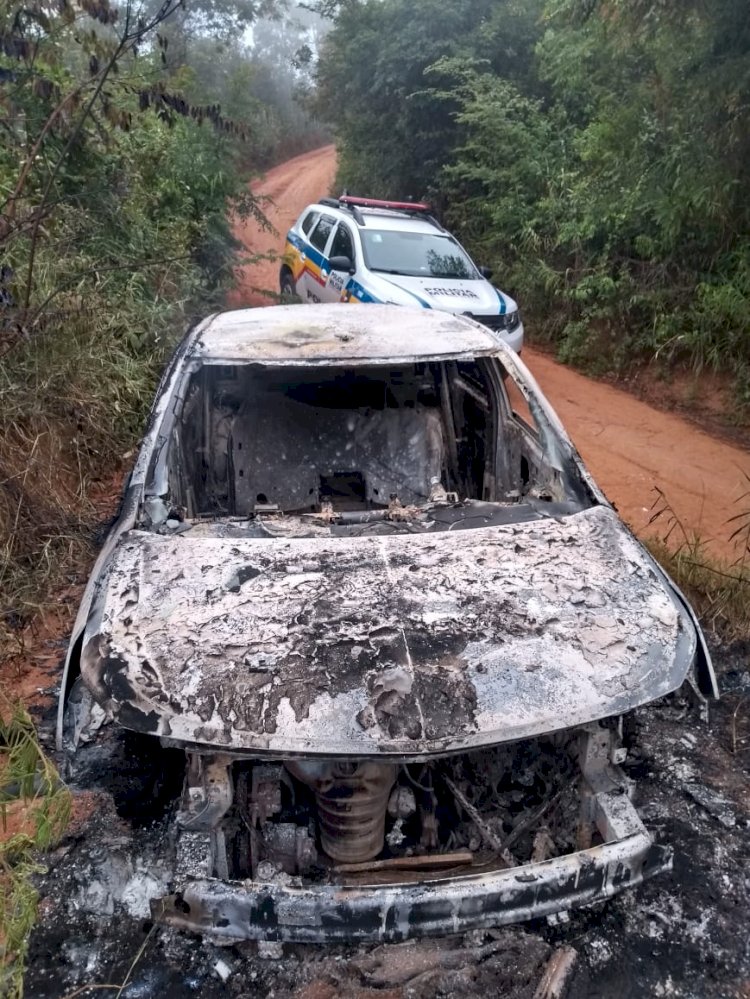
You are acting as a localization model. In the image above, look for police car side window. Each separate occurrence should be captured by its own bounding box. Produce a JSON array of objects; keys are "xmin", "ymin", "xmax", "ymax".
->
[
  {"xmin": 330, "ymin": 224, "xmax": 355, "ymax": 263},
  {"xmin": 301, "ymin": 211, "xmax": 318, "ymax": 236},
  {"xmin": 309, "ymin": 215, "xmax": 335, "ymax": 253}
]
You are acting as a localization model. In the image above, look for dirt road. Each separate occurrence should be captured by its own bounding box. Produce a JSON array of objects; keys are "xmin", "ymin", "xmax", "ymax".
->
[
  {"xmin": 526, "ymin": 353, "xmax": 750, "ymax": 556},
  {"xmin": 230, "ymin": 144, "xmax": 338, "ymax": 308},
  {"xmin": 233, "ymin": 145, "xmax": 749, "ymax": 557}
]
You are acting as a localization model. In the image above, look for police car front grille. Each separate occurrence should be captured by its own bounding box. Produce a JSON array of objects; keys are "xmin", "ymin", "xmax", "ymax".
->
[{"xmin": 469, "ymin": 312, "xmax": 520, "ymax": 332}]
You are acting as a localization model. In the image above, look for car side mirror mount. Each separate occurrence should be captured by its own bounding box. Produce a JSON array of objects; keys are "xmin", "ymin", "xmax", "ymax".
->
[
  {"xmin": 479, "ymin": 265, "xmax": 493, "ymax": 280},
  {"xmin": 329, "ymin": 255, "xmax": 355, "ymax": 274}
]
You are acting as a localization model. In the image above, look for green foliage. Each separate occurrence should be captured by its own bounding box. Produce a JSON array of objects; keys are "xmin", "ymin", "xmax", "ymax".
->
[
  {"xmin": 314, "ymin": 0, "xmax": 750, "ymax": 391},
  {"xmin": 0, "ymin": 700, "xmax": 72, "ymax": 999},
  {"xmin": 143, "ymin": 0, "xmax": 280, "ymax": 48},
  {"xmin": 313, "ymin": 0, "xmax": 544, "ymax": 198},
  {"xmin": 646, "ymin": 536, "xmax": 750, "ymax": 641},
  {"xmin": 0, "ymin": 3, "xmax": 256, "ymax": 642}
]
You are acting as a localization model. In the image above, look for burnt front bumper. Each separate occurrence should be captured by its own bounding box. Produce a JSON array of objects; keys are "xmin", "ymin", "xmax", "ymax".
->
[
  {"xmin": 155, "ymin": 831, "xmax": 669, "ymax": 943},
  {"xmin": 153, "ymin": 727, "xmax": 671, "ymax": 943}
]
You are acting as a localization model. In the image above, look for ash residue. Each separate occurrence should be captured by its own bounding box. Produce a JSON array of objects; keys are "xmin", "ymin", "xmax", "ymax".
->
[{"xmin": 88, "ymin": 506, "xmax": 685, "ymax": 756}]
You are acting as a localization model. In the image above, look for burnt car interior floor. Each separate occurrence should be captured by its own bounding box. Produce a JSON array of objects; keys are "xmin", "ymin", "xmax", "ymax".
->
[{"xmin": 61, "ymin": 306, "xmax": 716, "ymax": 942}]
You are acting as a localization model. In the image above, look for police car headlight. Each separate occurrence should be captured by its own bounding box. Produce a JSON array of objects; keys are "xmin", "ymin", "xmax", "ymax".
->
[{"xmin": 504, "ymin": 310, "xmax": 521, "ymax": 332}]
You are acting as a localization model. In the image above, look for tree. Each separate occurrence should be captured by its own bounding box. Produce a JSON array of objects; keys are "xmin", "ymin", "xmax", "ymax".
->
[
  {"xmin": 313, "ymin": 0, "xmax": 485, "ymax": 196},
  {"xmin": 312, "ymin": 0, "xmax": 750, "ymax": 387}
]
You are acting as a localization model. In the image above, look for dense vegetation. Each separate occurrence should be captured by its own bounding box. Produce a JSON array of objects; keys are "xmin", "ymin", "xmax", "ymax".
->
[
  {"xmin": 0, "ymin": 0, "xmax": 326, "ymax": 647},
  {"xmin": 313, "ymin": 0, "xmax": 750, "ymax": 395}
]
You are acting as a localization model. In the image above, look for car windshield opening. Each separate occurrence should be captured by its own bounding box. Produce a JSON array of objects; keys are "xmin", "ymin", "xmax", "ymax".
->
[
  {"xmin": 162, "ymin": 358, "xmax": 586, "ymax": 530},
  {"xmin": 361, "ymin": 230, "xmax": 479, "ymax": 280}
]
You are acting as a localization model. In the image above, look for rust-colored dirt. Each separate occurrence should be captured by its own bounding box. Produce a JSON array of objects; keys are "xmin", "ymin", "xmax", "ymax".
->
[
  {"xmin": 0, "ymin": 466, "xmax": 127, "ymax": 720},
  {"xmin": 229, "ymin": 144, "xmax": 337, "ymax": 308},
  {"xmin": 231, "ymin": 145, "xmax": 750, "ymax": 559},
  {"xmin": 525, "ymin": 351, "xmax": 750, "ymax": 557}
]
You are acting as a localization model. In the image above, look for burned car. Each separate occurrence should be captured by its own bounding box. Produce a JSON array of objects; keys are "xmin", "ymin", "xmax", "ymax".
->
[{"xmin": 58, "ymin": 303, "xmax": 717, "ymax": 943}]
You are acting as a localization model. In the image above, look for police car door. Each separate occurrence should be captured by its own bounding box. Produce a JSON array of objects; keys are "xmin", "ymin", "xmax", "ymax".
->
[
  {"xmin": 322, "ymin": 221, "xmax": 356, "ymax": 303},
  {"xmin": 301, "ymin": 214, "xmax": 336, "ymax": 303}
]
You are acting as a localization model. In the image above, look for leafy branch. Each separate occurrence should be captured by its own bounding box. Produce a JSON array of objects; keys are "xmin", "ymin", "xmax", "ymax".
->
[{"xmin": 19, "ymin": 0, "xmax": 186, "ymax": 309}]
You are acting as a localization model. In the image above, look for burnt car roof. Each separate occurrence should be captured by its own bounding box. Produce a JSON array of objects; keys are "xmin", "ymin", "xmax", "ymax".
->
[{"xmin": 193, "ymin": 304, "xmax": 505, "ymax": 364}]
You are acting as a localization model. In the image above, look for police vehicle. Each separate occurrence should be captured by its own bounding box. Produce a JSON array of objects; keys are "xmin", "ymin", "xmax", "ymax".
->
[{"xmin": 280, "ymin": 195, "xmax": 523, "ymax": 351}]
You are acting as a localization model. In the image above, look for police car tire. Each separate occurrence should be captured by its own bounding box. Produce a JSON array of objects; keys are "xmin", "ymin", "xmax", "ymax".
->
[{"xmin": 280, "ymin": 271, "xmax": 297, "ymax": 299}]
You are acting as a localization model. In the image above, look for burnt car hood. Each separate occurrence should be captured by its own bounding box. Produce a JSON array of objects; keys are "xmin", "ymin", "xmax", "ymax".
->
[{"xmin": 81, "ymin": 504, "xmax": 695, "ymax": 757}]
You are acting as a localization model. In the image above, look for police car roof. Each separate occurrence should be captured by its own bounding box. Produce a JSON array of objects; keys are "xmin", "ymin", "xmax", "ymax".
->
[
  {"xmin": 313, "ymin": 203, "xmax": 444, "ymax": 235},
  {"xmin": 194, "ymin": 303, "xmax": 504, "ymax": 364}
]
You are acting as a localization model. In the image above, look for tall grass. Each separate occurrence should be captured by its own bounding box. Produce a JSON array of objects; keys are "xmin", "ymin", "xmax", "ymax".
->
[
  {"xmin": 0, "ymin": 699, "xmax": 71, "ymax": 999},
  {"xmin": 647, "ymin": 485, "xmax": 750, "ymax": 642},
  {"xmin": 0, "ymin": 306, "xmax": 179, "ymax": 656},
  {"xmin": 648, "ymin": 538, "xmax": 750, "ymax": 641}
]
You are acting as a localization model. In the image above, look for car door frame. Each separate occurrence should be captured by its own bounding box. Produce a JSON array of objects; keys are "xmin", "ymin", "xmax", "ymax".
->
[
  {"xmin": 323, "ymin": 220, "xmax": 358, "ymax": 303},
  {"xmin": 299, "ymin": 213, "xmax": 337, "ymax": 303}
]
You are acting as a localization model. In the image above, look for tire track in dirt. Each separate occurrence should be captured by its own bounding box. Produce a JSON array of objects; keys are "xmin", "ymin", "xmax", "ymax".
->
[{"xmin": 232, "ymin": 145, "xmax": 750, "ymax": 558}]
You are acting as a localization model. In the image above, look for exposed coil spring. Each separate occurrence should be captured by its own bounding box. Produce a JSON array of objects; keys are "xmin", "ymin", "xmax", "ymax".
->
[{"xmin": 286, "ymin": 761, "xmax": 397, "ymax": 863}]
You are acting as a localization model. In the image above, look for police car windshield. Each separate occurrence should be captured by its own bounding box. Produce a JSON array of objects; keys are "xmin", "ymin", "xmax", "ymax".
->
[{"xmin": 361, "ymin": 230, "xmax": 480, "ymax": 280}]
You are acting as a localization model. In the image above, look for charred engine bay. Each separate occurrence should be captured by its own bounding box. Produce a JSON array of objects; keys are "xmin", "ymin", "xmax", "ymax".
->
[
  {"xmin": 178, "ymin": 736, "xmax": 579, "ymax": 880},
  {"xmin": 66, "ymin": 720, "xmax": 581, "ymax": 886}
]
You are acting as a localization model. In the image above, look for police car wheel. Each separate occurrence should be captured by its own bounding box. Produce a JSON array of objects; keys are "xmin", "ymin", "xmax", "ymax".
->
[{"xmin": 280, "ymin": 271, "xmax": 298, "ymax": 301}]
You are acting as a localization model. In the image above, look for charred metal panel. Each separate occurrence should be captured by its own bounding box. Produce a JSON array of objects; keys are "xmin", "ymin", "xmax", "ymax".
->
[
  {"xmin": 231, "ymin": 396, "xmax": 444, "ymax": 513},
  {"xmin": 82, "ymin": 504, "xmax": 696, "ymax": 757},
  {"xmin": 154, "ymin": 834, "xmax": 670, "ymax": 944},
  {"xmin": 194, "ymin": 304, "xmax": 501, "ymax": 365}
]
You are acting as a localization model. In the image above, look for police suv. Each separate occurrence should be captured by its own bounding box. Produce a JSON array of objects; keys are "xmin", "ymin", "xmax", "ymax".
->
[{"xmin": 280, "ymin": 195, "xmax": 523, "ymax": 352}]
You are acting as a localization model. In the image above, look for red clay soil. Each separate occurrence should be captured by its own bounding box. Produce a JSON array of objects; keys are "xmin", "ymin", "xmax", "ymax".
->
[
  {"xmin": 525, "ymin": 351, "xmax": 750, "ymax": 558},
  {"xmin": 231, "ymin": 145, "xmax": 750, "ymax": 560},
  {"xmin": 0, "ymin": 467, "xmax": 127, "ymax": 718},
  {"xmin": 229, "ymin": 144, "xmax": 338, "ymax": 308},
  {"xmin": 1, "ymin": 601, "xmax": 80, "ymax": 713}
]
